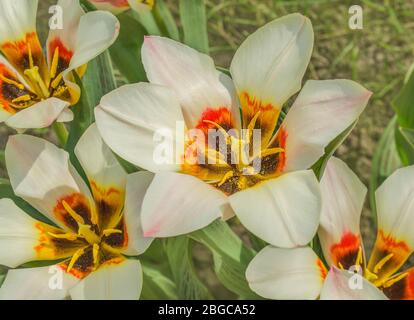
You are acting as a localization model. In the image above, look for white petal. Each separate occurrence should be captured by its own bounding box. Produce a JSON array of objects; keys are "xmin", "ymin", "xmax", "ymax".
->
[
  {"xmin": 5, "ymin": 98, "xmax": 70, "ymax": 130},
  {"xmin": 0, "ymin": 264, "xmax": 78, "ymax": 300},
  {"xmin": 65, "ymin": 10, "xmax": 119, "ymax": 73},
  {"xmin": 123, "ymin": 171, "xmax": 154, "ymax": 256},
  {"xmin": 229, "ymin": 170, "xmax": 321, "ymax": 248},
  {"xmin": 230, "ymin": 13, "xmax": 313, "ymax": 107},
  {"xmin": 75, "ymin": 123, "xmax": 127, "ymax": 189},
  {"xmin": 281, "ymin": 79, "xmax": 371, "ymax": 172},
  {"xmin": 141, "ymin": 172, "xmax": 227, "ymax": 237},
  {"xmin": 5, "ymin": 134, "xmax": 91, "ymax": 230},
  {"xmin": 0, "ymin": 199, "xmax": 39, "ymax": 268},
  {"xmin": 320, "ymin": 267, "xmax": 388, "ymax": 300},
  {"xmin": 56, "ymin": 108, "xmax": 74, "ymax": 123},
  {"xmin": 0, "ymin": 0, "xmax": 38, "ymax": 43},
  {"xmin": 95, "ymin": 83, "xmax": 185, "ymax": 172},
  {"xmin": 88, "ymin": 0, "xmax": 130, "ymax": 15},
  {"xmin": 318, "ymin": 157, "xmax": 366, "ymax": 266},
  {"xmin": 375, "ymin": 165, "xmax": 414, "ymax": 248},
  {"xmin": 246, "ymin": 246, "xmax": 326, "ymax": 300},
  {"xmin": 69, "ymin": 259, "xmax": 142, "ymax": 300},
  {"xmin": 46, "ymin": 0, "xmax": 84, "ymax": 64},
  {"xmin": 142, "ymin": 36, "xmax": 236, "ymax": 128}
]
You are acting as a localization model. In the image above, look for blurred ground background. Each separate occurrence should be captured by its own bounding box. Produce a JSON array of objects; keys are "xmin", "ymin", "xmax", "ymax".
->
[{"xmin": 1, "ymin": 0, "xmax": 414, "ymax": 298}]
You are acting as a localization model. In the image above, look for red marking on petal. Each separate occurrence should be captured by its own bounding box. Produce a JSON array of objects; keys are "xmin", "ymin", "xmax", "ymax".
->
[
  {"xmin": 92, "ymin": 0, "xmax": 129, "ymax": 7},
  {"xmin": 330, "ymin": 232, "xmax": 362, "ymax": 269},
  {"xmin": 195, "ymin": 107, "xmax": 235, "ymax": 134},
  {"xmin": 275, "ymin": 126, "xmax": 287, "ymax": 172},
  {"xmin": 48, "ymin": 38, "xmax": 73, "ymax": 65},
  {"xmin": 317, "ymin": 258, "xmax": 328, "ymax": 280}
]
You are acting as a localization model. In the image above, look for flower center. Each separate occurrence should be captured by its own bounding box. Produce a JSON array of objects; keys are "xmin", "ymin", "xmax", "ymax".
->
[
  {"xmin": 50, "ymin": 200, "xmax": 125, "ymax": 274},
  {"xmin": 182, "ymin": 111, "xmax": 286, "ymax": 195}
]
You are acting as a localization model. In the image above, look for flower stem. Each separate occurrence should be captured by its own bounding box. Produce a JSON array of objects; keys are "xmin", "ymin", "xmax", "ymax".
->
[{"xmin": 52, "ymin": 122, "xmax": 69, "ymax": 147}]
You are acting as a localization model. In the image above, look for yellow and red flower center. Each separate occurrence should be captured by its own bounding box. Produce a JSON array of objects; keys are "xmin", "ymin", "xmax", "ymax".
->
[
  {"xmin": 366, "ymin": 230, "xmax": 411, "ymax": 287},
  {"xmin": 33, "ymin": 185, "xmax": 127, "ymax": 279},
  {"xmin": 0, "ymin": 34, "xmax": 78, "ymax": 115},
  {"xmin": 330, "ymin": 232, "xmax": 364, "ymax": 271},
  {"xmin": 181, "ymin": 95, "xmax": 284, "ymax": 195}
]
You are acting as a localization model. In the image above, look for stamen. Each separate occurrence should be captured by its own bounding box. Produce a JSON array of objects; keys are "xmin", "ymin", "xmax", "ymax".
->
[
  {"xmin": 62, "ymin": 200, "xmax": 85, "ymax": 225},
  {"xmin": 338, "ymin": 262, "xmax": 345, "ymax": 270},
  {"xmin": 365, "ymin": 269, "xmax": 379, "ymax": 281},
  {"xmin": 67, "ymin": 247, "xmax": 85, "ymax": 273},
  {"xmin": 27, "ymin": 42, "xmax": 34, "ymax": 69},
  {"xmin": 93, "ymin": 243, "xmax": 100, "ymax": 268},
  {"xmin": 260, "ymin": 147, "xmax": 285, "ymax": 158},
  {"xmin": 24, "ymin": 66, "xmax": 50, "ymax": 98},
  {"xmin": 50, "ymin": 47, "xmax": 60, "ymax": 79},
  {"xmin": 383, "ymin": 272, "xmax": 408, "ymax": 288},
  {"xmin": 356, "ymin": 246, "xmax": 363, "ymax": 267},
  {"xmin": 88, "ymin": 198, "xmax": 99, "ymax": 226},
  {"xmin": 203, "ymin": 120, "xmax": 231, "ymax": 140},
  {"xmin": 50, "ymin": 73, "xmax": 63, "ymax": 89},
  {"xmin": 78, "ymin": 224, "xmax": 100, "ymax": 245},
  {"xmin": 373, "ymin": 253, "xmax": 394, "ymax": 273},
  {"xmin": 102, "ymin": 229, "xmax": 123, "ymax": 237},
  {"xmin": 12, "ymin": 94, "xmax": 31, "ymax": 104},
  {"xmin": 0, "ymin": 74, "xmax": 25, "ymax": 90},
  {"xmin": 218, "ymin": 171, "xmax": 234, "ymax": 187},
  {"xmin": 47, "ymin": 232, "xmax": 79, "ymax": 241}
]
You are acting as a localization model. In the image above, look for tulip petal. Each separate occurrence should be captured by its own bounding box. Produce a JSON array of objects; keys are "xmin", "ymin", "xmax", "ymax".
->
[
  {"xmin": 318, "ymin": 157, "xmax": 366, "ymax": 269},
  {"xmin": 141, "ymin": 172, "xmax": 227, "ymax": 237},
  {"xmin": 278, "ymin": 79, "xmax": 371, "ymax": 172},
  {"xmin": 89, "ymin": 0, "xmax": 130, "ymax": 15},
  {"xmin": 5, "ymin": 134, "xmax": 93, "ymax": 231},
  {"xmin": 0, "ymin": 264, "xmax": 79, "ymax": 300},
  {"xmin": 69, "ymin": 259, "xmax": 142, "ymax": 300},
  {"xmin": 246, "ymin": 246, "xmax": 326, "ymax": 300},
  {"xmin": 95, "ymin": 83, "xmax": 185, "ymax": 172},
  {"xmin": 320, "ymin": 267, "xmax": 387, "ymax": 300},
  {"xmin": 5, "ymin": 97, "xmax": 70, "ymax": 129},
  {"xmin": 142, "ymin": 36, "xmax": 238, "ymax": 129},
  {"xmin": 230, "ymin": 13, "xmax": 313, "ymax": 137},
  {"xmin": 368, "ymin": 166, "xmax": 414, "ymax": 286},
  {"xmin": 229, "ymin": 170, "xmax": 321, "ymax": 248},
  {"xmin": 123, "ymin": 172, "xmax": 154, "ymax": 256}
]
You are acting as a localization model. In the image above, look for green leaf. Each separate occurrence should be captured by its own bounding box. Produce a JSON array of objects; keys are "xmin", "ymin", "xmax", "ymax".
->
[
  {"xmin": 190, "ymin": 220, "xmax": 260, "ymax": 299},
  {"xmin": 395, "ymin": 125, "xmax": 414, "ymax": 166},
  {"xmin": 179, "ymin": 0, "xmax": 209, "ymax": 54},
  {"xmin": 110, "ymin": 11, "xmax": 148, "ymax": 83},
  {"xmin": 0, "ymin": 179, "xmax": 56, "ymax": 226},
  {"xmin": 134, "ymin": 10, "xmax": 162, "ymax": 36},
  {"xmin": 141, "ymin": 262, "xmax": 178, "ymax": 300},
  {"xmin": 369, "ymin": 116, "xmax": 402, "ymax": 223},
  {"xmin": 154, "ymin": 0, "xmax": 180, "ymax": 41},
  {"xmin": 392, "ymin": 67, "xmax": 414, "ymax": 129},
  {"xmin": 163, "ymin": 236, "xmax": 212, "ymax": 299},
  {"xmin": 399, "ymin": 126, "xmax": 414, "ymax": 147},
  {"xmin": 82, "ymin": 51, "xmax": 117, "ymax": 108},
  {"xmin": 0, "ymin": 266, "xmax": 7, "ymax": 287},
  {"xmin": 312, "ymin": 121, "xmax": 357, "ymax": 180}
]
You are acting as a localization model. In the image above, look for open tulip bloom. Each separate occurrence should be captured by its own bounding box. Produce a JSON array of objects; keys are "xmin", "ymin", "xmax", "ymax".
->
[
  {"xmin": 247, "ymin": 157, "xmax": 414, "ymax": 300},
  {"xmin": 89, "ymin": 0, "xmax": 154, "ymax": 14},
  {"xmin": 0, "ymin": 124, "xmax": 153, "ymax": 299},
  {"xmin": 95, "ymin": 13, "xmax": 371, "ymax": 248},
  {"xmin": 0, "ymin": 0, "xmax": 119, "ymax": 130}
]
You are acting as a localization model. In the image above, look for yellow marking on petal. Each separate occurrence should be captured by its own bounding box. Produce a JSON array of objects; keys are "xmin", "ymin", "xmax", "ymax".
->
[
  {"xmin": 67, "ymin": 247, "xmax": 86, "ymax": 273},
  {"xmin": 102, "ymin": 229, "xmax": 123, "ymax": 237},
  {"xmin": 50, "ymin": 47, "xmax": 60, "ymax": 79},
  {"xmin": 47, "ymin": 232, "xmax": 79, "ymax": 241},
  {"xmin": 62, "ymin": 200, "xmax": 85, "ymax": 225},
  {"xmin": 218, "ymin": 171, "xmax": 234, "ymax": 187},
  {"xmin": 374, "ymin": 253, "xmax": 394, "ymax": 274},
  {"xmin": 383, "ymin": 272, "xmax": 408, "ymax": 288},
  {"xmin": 0, "ymin": 74, "xmax": 24, "ymax": 90}
]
